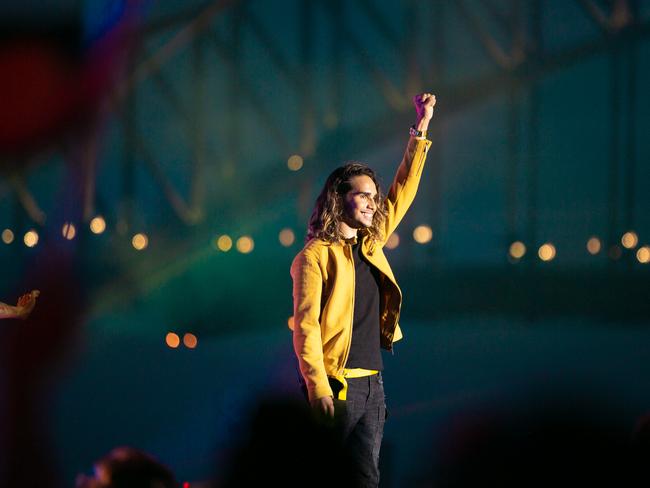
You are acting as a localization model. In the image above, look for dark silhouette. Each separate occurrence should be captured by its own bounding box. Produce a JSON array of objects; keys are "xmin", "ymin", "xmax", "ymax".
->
[{"xmin": 75, "ymin": 446, "xmax": 178, "ymax": 488}]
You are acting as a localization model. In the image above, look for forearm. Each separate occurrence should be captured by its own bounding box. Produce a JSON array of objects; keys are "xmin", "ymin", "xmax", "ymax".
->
[
  {"xmin": 0, "ymin": 303, "xmax": 21, "ymax": 319},
  {"xmin": 293, "ymin": 324, "xmax": 332, "ymax": 402},
  {"xmin": 414, "ymin": 115, "xmax": 431, "ymax": 134}
]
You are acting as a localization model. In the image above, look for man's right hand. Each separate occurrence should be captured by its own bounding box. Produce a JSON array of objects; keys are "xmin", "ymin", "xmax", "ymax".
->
[
  {"xmin": 16, "ymin": 290, "xmax": 39, "ymax": 319},
  {"xmin": 311, "ymin": 395, "xmax": 335, "ymax": 417}
]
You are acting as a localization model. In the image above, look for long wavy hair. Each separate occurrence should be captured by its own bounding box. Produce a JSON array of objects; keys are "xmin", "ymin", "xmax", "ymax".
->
[{"xmin": 306, "ymin": 162, "xmax": 387, "ymax": 243}]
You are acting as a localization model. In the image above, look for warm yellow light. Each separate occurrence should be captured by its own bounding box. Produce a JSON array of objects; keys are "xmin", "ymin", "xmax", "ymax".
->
[
  {"xmin": 287, "ymin": 316, "xmax": 295, "ymax": 330},
  {"xmin": 587, "ymin": 237, "xmax": 601, "ymax": 255},
  {"xmin": 236, "ymin": 236, "xmax": 254, "ymax": 254},
  {"xmin": 166, "ymin": 332, "xmax": 180, "ymax": 348},
  {"xmin": 287, "ymin": 155, "xmax": 304, "ymax": 171},
  {"xmin": 637, "ymin": 246, "xmax": 650, "ymax": 264},
  {"xmin": 183, "ymin": 333, "xmax": 198, "ymax": 349},
  {"xmin": 621, "ymin": 231, "xmax": 639, "ymax": 249},
  {"xmin": 279, "ymin": 228, "xmax": 295, "ymax": 247},
  {"xmin": 90, "ymin": 216, "xmax": 106, "ymax": 234},
  {"xmin": 413, "ymin": 225, "xmax": 433, "ymax": 244},
  {"xmin": 538, "ymin": 243, "xmax": 556, "ymax": 262},
  {"xmin": 2, "ymin": 229, "xmax": 14, "ymax": 244},
  {"xmin": 385, "ymin": 233, "xmax": 400, "ymax": 250},
  {"xmin": 215, "ymin": 235, "xmax": 233, "ymax": 252},
  {"xmin": 509, "ymin": 241, "xmax": 526, "ymax": 259},
  {"xmin": 24, "ymin": 230, "xmax": 39, "ymax": 248},
  {"xmin": 62, "ymin": 222, "xmax": 76, "ymax": 240},
  {"xmin": 132, "ymin": 233, "xmax": 148, "ymax": 250}
]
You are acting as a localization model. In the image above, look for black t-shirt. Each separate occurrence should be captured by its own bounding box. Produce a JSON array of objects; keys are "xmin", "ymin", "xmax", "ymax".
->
[{"xmin": 345, "ymin": 241, "xmax": 384, "ymax": 370}]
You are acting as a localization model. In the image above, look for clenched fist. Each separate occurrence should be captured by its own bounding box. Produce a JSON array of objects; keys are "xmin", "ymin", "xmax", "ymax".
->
[{"xmin": 414, "ymin": 92, "xmax": 436, "ymax": 123}]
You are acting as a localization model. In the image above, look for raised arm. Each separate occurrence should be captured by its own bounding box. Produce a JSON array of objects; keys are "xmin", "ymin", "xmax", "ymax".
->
[
  {"xmin": 382, "ymin": 93, "xmax": 436, "ymax": 240},
  {"xmin": 0, "ymin": 290, "xmax": 40, "ymax": 320}
]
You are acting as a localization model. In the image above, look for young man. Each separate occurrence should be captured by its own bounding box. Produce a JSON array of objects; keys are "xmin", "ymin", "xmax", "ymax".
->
[
  {"xmin": 0, "ymin": 290, "xmax": 39, "ymax": 320},
  {"xmin": 290, "ymin": 93, "xmax": 436, "ymax": 486}
]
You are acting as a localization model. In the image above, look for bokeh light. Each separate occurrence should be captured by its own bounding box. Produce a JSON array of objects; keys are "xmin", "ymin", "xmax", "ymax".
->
[
  {"xmin": 90, "ymin": 216, "xmax": 106, "ymax": 234},
  {"xmin": 637, "ymin": 246, "xmax": 650, "ymax": 264},
  {"xmin": 215, "ymin": 235, "xmax": 233, "ymax": 252},
  {"xmin": 183, "ymin": 333, "xmax": 198, "ymax": 349},
  {"xmin": 2, "ymin": 229, "xmax": 14, "ymax": 244},
  {"xmin": 413, "ymin": 225, "xmax": 433, "ymax": 244},
  {"xmin": 165, "ymin": 332, "xmax": 180, "ymax": 348},
  {"xmin": 385, "ymin": 232, "xmax": 400, "ymax": 250},
  {"xmin": 236, "ymin": 236, "xmax": 254, "ymax": 254},
  {"xmin": 509, "ymin": 241, "xmax": 526, "ymax": 259},
  {"xmin": 62, "ymin": 222, "xmax": 76, "ymax": 240},
  {"xmin": 587, "ymin": 237, "xmax": 601, "ymax": 255},
  {"xmin": 132, "ymin": 233, "xmax": 148, "ymax": 250},
  {"xmin": 24, "ymin": 230, "xmax": 39, "ymax": 248},
  {"xmin": 287, "ymin": 154, "xmax": 304, "ymax": 171},
  {"xmin": 538, "ymin": 243, "xmax": 556, "ymax": 262},
  {"xmin": 279, "ymin": 228, "xmax": 295, "ymax": 247},
  {"xmin": 621, "ymin": 231, "xmax": 639, "ymax": 249}
]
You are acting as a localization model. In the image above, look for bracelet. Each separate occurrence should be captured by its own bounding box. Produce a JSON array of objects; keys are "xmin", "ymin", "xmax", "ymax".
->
[{"xmin": 409, "ymin": 125, "xmax": 426, "ymax": 138}]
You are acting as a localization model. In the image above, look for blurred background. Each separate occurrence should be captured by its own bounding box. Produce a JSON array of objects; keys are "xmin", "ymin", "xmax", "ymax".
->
[{"xmin": 1, "ymin": 0, "xmax": 649, "ymax": 486}]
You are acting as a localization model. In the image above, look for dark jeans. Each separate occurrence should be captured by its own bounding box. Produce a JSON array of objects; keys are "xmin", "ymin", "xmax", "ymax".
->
[{"xmin": 334, "ymin": 373, "xmax": 387, "ymax": 488}]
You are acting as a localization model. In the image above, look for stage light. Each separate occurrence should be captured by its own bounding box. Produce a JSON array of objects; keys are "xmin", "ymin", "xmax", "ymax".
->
[
  {"xmin": 62, "ymin": 222, "xmax": 76, "ymax": 240},
  {"xmin": 24, "ymin": 230, "xmax": 39, "ymax": 248},
  {"xmin": 132, "ymin": 233, "xmax": 148, "ymax": 250},
  {"xmin": 215, "ymin": 235, "xmax": 232, "ymax": 252},
  {"xmin": 637, "ymin": 246, "xmax": 650, "ymax": 264},
  {"xmin": 236, "ymin": 236, "xmax": 254, "ymax": 254},
  {"xmin": 287, "ymin": 155, "xmax": 303, "ymax": 171},
  {"xmin": 621, "ymin": 231, "xmax": 638, "ymax": 249},
  {"xmin": 413, "ymin": 225, "xmax": 432, "ymax": 244},
  {"xmin": 538, "ymin": 243, "xmax": 556, "ymax": 261},
  {"xmin": 385, "ymin": 232, "xmax": 400, "ymax": 250},
  {"xmin": 90, "ymin": 216, "xmax": 106, "ymax": 234},
  {"xmin": 587, "ymin": 237, "xmax": 601, "ymax": 255},
  {"xmin": 183, "ymin": 333, "xmax": 198, "ymax": 349},
  {"xmin": 279, "ymin": 228, "xmax": 295, "ymax": 247},
  {"xmin": 2, "ymin": 229, "xmax": 14, "ymax": 244},
  {"xmin": 509, "ymin": 241, "xmax": 526, "ymax": 259},
  {"xmin": 165, "ymin": 332, "xmax": 180, "ymax": 348}
]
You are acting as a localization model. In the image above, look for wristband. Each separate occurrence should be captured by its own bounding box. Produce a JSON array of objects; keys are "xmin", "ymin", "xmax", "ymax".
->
[{"xmin": 409, "ymin": 125, "xmax": 426, "ymax": 138}]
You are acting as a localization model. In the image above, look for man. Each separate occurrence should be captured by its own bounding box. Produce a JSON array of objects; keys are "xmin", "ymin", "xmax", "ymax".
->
[
  {"xmin": 0, "ymin": 290, "xmax": 39, "ymax": 320},
  {"xmin": 290, "ymin": 92, "xmax": 436, "ymax": 486}
]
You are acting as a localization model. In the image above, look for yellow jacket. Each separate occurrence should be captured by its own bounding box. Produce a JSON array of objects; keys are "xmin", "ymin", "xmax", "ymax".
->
[{"xmin": 290, "ymin": 136, "xmax": 432, "ymax": 402}]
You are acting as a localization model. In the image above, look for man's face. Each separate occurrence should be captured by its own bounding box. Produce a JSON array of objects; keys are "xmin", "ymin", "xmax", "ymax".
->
[{"xmin": 342, "ymin": 175, "xmax": 378, "ymax": 229}]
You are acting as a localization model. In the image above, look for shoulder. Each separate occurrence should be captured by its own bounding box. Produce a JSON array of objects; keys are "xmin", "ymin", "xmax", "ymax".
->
[{"xmin": 291, "ymin": 238, "xmax": 331, "ymax": 271}]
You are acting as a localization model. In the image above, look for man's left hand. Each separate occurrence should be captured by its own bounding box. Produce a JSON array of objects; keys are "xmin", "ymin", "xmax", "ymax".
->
[{"xmin": 414, "ymin": 93, "xmax": 436, "ymax": 123}]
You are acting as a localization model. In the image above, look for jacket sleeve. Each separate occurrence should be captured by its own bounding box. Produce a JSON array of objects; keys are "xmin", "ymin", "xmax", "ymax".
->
[
  {"xmin": 382, "ymin": 136, "xmax": 432, "ymax": 242},
  {"xmin": 290, "ymin": 251, "xmax": 333, "ymax": 402}
]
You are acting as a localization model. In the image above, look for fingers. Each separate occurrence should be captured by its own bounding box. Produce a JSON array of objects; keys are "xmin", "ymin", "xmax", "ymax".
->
[
  {"xmin": 413, "ymin": 92, "xmax": 437, "ymax": 107},
  {"xmin": 326, "ymin": 399, "xmax": 335, "ymax": 417},
  {"xmin": 31, "ymin": 290, "xmax": 40, "ymax": 298},
  {"xmin": 312, "ymin": 396, "xmax": 335, "ymax": 418}
]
